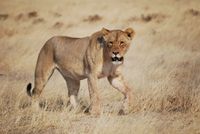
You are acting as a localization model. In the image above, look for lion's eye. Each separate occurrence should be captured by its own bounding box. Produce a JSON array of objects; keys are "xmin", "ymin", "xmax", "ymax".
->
[
  {"xmin": 120, "ymin": 41, "xmax": 126, "ymax": 48},
  {"xmin": 109, "ymin": 41, "xmax": 113, "ymax": 44},
  {"xmin": 120, "ymin": 41, "xmax": 124, "ymax": 44}
]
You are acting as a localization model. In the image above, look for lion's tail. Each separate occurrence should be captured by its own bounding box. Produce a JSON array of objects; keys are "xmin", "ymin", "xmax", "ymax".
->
[{"xmin": 26, "ymin": 83, "xmax": 33, "ymax": 97}]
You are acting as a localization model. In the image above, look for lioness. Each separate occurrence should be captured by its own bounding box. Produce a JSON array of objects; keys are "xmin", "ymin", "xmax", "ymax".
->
[{"xmin": 27, "ymin": 28, "xmax": 135, "ymax": 114}]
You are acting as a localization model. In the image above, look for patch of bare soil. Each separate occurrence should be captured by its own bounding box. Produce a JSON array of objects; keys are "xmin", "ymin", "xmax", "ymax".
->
[
  {"xmin": 186, "ymin": 9, "xmax": 200, "ymax": 16},
  {"xmin": 83, "ymin": 14, "xmax": 102, "ymax": 22},
  {"xmin": 128, "ymin": 13, "xmax": 167, "ymax": 23},
  {"xmin": 32, "ymin": 18, "xmax": 45, "ymax": 24},
  {"xmin": 28, "ymin": 11, "xmax": 38, "ymax": 18},
  {"xmin": 0, "ymin": 14, "xmax": 9, "ymax": 21},
  {"xmin": 0, "ymin": 27, "xmax": 17, "ymax": 38},
  {"xmin": 53, "ymin": 21, "xmax": 64, "ymax": 28}
]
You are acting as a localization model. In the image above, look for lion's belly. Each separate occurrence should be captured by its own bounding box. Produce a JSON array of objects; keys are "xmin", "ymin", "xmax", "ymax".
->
[
  {"xmin": 56, "ymin": 56, "xmax": 85, "ymax": 80},
  {"xmin": 56, "ymin": 59, "xmax": 87, "ymax": 80}
]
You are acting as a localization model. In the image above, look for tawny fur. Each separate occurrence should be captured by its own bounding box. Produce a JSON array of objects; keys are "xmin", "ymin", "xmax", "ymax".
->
[{"xmin": 27, "ymin": 28, "xmax": 135, "ymax": 115}]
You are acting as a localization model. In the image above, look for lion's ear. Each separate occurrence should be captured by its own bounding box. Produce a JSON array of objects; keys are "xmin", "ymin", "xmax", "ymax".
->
[
  {"xmin": 101, "ymin": 28, "xmax": 110, "ymax": 35},
  {"xmin": 125, "ymin": 28, "xmax": 135, "ymax": 40}
]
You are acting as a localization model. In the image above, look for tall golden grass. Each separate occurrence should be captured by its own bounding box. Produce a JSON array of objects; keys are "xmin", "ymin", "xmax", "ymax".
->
[{"xmin": 1, "ymin": 0, "xmax": 200, "ymax": 133}]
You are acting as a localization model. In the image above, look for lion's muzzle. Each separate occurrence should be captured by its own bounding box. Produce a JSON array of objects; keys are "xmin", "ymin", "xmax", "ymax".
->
[{"xmin": 111, "ymin": 53, "xmax": 124, "ymax": 65}]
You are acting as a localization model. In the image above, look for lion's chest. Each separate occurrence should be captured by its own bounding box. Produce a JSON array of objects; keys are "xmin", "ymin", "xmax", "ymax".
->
[{"xmin": 97, "ymin": 63, "xmax": 114, "ymax": 78}]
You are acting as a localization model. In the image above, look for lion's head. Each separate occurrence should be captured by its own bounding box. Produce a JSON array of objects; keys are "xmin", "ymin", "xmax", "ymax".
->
[{"xmin": 99, "ymin": 28, "xmax": 135, "ymax": 65}]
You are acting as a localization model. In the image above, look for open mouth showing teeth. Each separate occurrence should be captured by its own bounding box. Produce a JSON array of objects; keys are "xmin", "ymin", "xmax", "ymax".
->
[{"xmin": 111, "ymin": 57, "xmax": 124, "ymax": 62}]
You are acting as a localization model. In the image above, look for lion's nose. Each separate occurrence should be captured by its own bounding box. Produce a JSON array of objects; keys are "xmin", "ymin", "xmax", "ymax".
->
[{"xmin": 113, "ymin": 52, "xmax": 119, "ymax": 55}]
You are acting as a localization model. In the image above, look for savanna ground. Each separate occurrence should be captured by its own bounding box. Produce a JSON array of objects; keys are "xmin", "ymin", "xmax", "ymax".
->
[{"xmin": 1, "ymin": 0, "xmax": 200, "ymax": 133}]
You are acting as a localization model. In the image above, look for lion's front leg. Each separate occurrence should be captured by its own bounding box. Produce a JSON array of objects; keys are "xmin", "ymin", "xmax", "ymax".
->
[
  {"xmin": 108, "ymin": 75, "xmax": 133, "ymax": 114},
  {"xmin": 87, "ymin": 74, "xmax": 101, "ymax": 115}
]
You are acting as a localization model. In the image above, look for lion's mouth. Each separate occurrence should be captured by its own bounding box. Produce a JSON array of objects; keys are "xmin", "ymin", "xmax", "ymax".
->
[
  {"xmin": 111, "ymin": 56, "xmax": 124, "ymax": 65},
  {"xmin": 111, "ymin": 57, "xmax": 124, "ymax": 62}
]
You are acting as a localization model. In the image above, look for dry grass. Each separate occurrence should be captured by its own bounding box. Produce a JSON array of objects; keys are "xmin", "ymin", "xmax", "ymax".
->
[{"xmin": 1, "ymin": 0, "xmax": 200, "ymax": 133}]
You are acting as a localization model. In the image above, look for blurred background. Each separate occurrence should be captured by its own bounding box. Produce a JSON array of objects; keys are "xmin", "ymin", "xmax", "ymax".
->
[{"xmin": 0, "ymin": 0, "xmax": 200, "ymax": 133}]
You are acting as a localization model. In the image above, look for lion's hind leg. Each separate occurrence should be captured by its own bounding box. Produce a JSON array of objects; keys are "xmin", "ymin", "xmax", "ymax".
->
[
  {"xmin": 27, "ymin": 45, "xmax": 55, "ymax": 98},
  {"xmin": 65, "ymin": 78, "xmax": 80, "ymax": 108}
]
